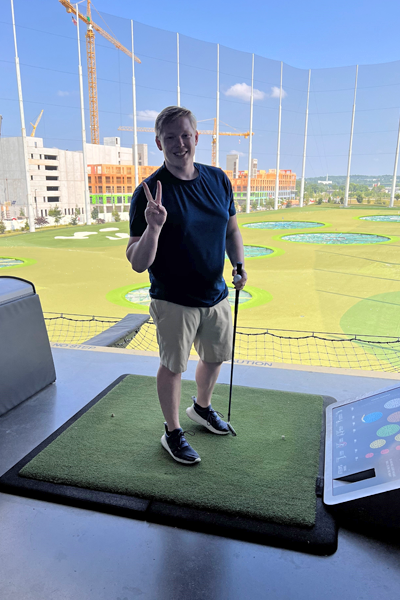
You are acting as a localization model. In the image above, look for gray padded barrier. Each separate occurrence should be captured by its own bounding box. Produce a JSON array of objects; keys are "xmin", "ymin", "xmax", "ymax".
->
[
  {"xmin": 83, "ymin": 314, "xmax": 150, "ymax": 348},
  {"xmin": 0, "ymin": 277, "xmax": 56, "ymax": 416}
]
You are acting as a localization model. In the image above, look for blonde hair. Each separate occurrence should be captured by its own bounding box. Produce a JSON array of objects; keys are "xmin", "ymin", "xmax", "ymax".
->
[{"xmin": 155, "ymin": 106, "xmax": 197, "ymax": 138}]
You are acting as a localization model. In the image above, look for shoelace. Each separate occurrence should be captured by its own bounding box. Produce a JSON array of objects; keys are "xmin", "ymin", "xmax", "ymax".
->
[
  {"xmin": 177, "ymin": 429, "xmax": 195, "ymax": 448},
  {"xmin": 191, "ymin": 396, "xmax": 225, "ymax": 426},
  {"xmin": 207, "ymin": 409, "xmax": 225, "ymax": 426}
]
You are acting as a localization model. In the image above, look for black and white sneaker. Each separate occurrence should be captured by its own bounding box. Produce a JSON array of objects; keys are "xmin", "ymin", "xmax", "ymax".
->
[
  {"xmin": 186, "ymin": 396, "xmax": 230, "ymax": 435},
  {"xmin": 161, "ymin": 423, "xmax": 201, "ymax": 465}
]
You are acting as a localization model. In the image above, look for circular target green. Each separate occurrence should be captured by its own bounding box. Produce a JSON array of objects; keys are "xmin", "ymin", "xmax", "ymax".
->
[
  {"xmin": 107, "ymin": 283, "xmax": 272, "ymax": 312},
  {"xmin": 0, "ymin": 256, "xmax": 36, "ymax": 269}
]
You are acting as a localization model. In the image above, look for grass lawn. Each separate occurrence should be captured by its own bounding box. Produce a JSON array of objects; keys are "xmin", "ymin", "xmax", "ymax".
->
[{"xmin": 1, "ymin": 206, "xmax": 400, "ymax": 336}]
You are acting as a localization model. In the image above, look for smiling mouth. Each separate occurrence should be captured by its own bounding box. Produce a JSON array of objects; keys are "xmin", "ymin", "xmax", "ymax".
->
[{"xmin": 174, "ymin": 151, "xmax": 187, "ymax": 157}]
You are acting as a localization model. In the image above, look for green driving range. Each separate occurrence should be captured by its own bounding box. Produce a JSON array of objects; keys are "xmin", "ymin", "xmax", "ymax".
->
[{"xmin": 1, "ymin": 204, "xmax": 400, "ymax": 338}]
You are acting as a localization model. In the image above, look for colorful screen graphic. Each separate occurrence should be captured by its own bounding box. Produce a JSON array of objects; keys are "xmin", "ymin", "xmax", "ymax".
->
[{"xmin": 332, "ymin": 387, "xmax": 400, "ymax": 496}]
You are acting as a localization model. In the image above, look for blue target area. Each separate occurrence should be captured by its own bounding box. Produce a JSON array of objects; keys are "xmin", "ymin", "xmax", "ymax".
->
[
  {"xmin": 125, "ymin": 288, "xmax": 151, "ymax": 306},
  {"xmin": 125, "ymin": 287, "xmax": 252, "ymax": 307},
  {"xmin": 243, "ymin": 221, "xmax": 323, "ymax": 230},
  {"xmin": 0, "ymin": 258, "xmax": 24, "ymax": 268},
  {"xmin": 226, "ymin": 245, "xmax": 273, "ymax": 259},
  {"xmin": 360, "ymin": 215, "xmax": 400, "ymax": 222},
  {"xmin": 362, "ymin": 412, "xmax": 383, "ymax": 423},
  {"xmin": 243, "ymin": 245, "xmax": 273, "ymax": 257},
  {"xmin": 281, "ymin": 233, "xmax": 390, "ymax": 244}
]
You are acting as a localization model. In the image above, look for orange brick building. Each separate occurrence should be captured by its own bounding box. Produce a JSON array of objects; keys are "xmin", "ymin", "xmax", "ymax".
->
[
  {"xmin": 88, "ymin": 164, "xmax": 296, "ymax": 210},
  {"xmin": 88, "ymin": 164, "xmax": 159, "ymax": 199},
  {"xmin": 226, "ymin": 169, "xmax": 297, "ymax": 206}
]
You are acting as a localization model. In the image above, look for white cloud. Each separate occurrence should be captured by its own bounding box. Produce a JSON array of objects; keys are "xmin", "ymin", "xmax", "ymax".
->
[
  {"xmin": 224, "ymin": 83, "xmax": 265, "ymax": 102},
  {"xmin": 135, "ymin": 109, "xmax": 159, "ymax": 122},
  {"xmin": 270, "ymin": 86, "xmax": 287, "ymax": 99},
  {"xmin": 57, "ymin": 91, "xmax": 71, "ymax": 97},
  {"xmin": 228, "ymin": 150, "xmax": 246, "ymax": 157}
]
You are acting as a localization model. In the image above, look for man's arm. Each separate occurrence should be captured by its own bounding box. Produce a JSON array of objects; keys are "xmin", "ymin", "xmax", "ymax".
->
[
  {"xmin": 225, "ymin": 215, "xmax": 247, "ymax": 290},
  {"xmin": 126, "ymin": 180, "xmax": 166, "ymax": 273},
  {"xmin": 126, "ymin": 227, "xmax": 161, "ymax": 273}
]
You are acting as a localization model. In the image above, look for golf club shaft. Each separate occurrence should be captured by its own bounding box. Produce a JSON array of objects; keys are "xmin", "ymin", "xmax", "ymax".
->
[{"xmin": 228, "ymin": 262, "xmax": 242, "ymax": 425}]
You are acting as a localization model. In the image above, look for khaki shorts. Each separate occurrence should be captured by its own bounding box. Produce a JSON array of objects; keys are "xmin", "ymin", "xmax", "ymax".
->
[{"xmin": 149, "ymin": 297, "xmax": 233, "ymax": 373}]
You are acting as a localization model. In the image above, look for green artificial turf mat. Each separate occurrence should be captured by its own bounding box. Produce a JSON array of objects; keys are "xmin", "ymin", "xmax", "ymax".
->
[{"xmin": 19, "ymin": 375, "xmax": 324, "ymax": 528}]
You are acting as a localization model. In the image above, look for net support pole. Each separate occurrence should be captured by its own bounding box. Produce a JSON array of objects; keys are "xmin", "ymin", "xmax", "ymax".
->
[
  {"xmin": 274, "ymin": 62, "xmax": 283, "ymax": 211},
  {"xmin": 390, "ymin": 113, "xmax": 400, "ymax": 207},
  {"xmin": 300, "ymin": 69, "xmax": 311, "ymax": 208},
  {"xmin": 76, "ymin": 4, "xmax": 91, "ymax": 225},
  {"xmin": 10, "ymin": 0, "xmax": 35, "ymax": 232},
  {"xmin": 246, "ymin": 54, "xmax": 254, "ymax": 214},
  {"xmin": 177, "ymin": 33, "xmax": 180, "ymax": 107},
  {"xmin": 216, "ymin": 44, "xmax": 220, "ymax": 168},
  {"xmin": 344, "ymin": 65, "xmax": 358, "ymax": 208},
  {"xmin": 131, "ymin": 20, "xmax": 139, "ymax": 189}
]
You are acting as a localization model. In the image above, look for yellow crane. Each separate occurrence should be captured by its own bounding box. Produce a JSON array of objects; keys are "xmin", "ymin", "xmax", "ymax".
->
[
  {"xmin": 30, "ymin": 109, "xmax": 44, "ymax": 137},
  {"xmin": 118, "ymin": 119, "xmax": 253, "ymax": 167},
  {"xmin": 58, "ymin": 0, "xmax": 141, "ymax": 145}
]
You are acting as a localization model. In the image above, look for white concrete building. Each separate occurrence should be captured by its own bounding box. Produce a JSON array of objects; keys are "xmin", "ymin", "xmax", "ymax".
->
[
  {"xmin": 90, "ymin": 138, "xmax": 148, "ymax": 166},
  {"xmin": 226, "ymin": 154, "xmax": 239, "ymax": 179},
  {"xmin": 87, "ymin": 137, "xmax": 133, "ymax": 166},
  {"xmin": 0, "ymin": 136, "xmax": 84, "ymax": 221},
  {"xmin": 0, "ymin": 136, "xmax": 144, "ymax": 223},
  {"xmin": 251, "ymin": 158, "xmax": 258, "ymax": 178},
  {"xmin": 132, "ymin": 144, "xmax": 148, "ymax": 167}
]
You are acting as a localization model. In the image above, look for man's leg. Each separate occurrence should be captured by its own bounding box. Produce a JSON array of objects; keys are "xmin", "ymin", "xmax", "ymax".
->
[
  {"xmin": 195, "ymin": 359, "xmax": 223, "ymax": 408},
  {"xmin": 186, "ymin": 300, "xmax": 231, "ymax": 434},
  {"xmin": 157, "ymin": 364, "xmax": 182, "ymax": 431},
  {"xmin": 159, "ymin": 362, "xmax": 201, "ymax": 464}
]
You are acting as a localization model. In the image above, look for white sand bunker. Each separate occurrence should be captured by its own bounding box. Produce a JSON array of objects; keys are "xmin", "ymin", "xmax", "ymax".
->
[
  {"xmin": 55, "ymin": 231, "xmax": 98, "ymax": 240},
  {"xmin": 99, "ymin": 228, "xmax": 120, "ymax": 232},
  {"xmin": 106, "ymin": 233, "xmax": 130, "ymax": 240}
]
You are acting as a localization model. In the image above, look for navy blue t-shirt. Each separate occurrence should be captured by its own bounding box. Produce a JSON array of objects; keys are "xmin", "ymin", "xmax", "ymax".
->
[{"xmin": 129, "ymin": 163, "xmax": 236, "ymax": 308}]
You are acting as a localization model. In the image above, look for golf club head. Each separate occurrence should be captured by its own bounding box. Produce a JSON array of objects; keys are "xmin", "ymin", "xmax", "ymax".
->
[{"xmin": 227, "ymin": 422, "xmax": 237, "ymax": 436}]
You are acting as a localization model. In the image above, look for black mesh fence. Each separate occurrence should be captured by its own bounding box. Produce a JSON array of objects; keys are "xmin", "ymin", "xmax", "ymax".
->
[{"xmin": 44, "ymin": 312, "xmax": 400, "ymax": 373}]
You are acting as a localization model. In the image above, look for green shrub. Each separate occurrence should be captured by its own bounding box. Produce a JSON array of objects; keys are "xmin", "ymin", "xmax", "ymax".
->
[{"xmin": 48, "ymin": 205, "xmax": 63, "ymax": 224}]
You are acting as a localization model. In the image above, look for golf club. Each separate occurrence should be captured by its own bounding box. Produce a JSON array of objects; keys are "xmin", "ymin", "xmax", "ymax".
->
[{"xmin": 227, "ymin": 262, "xmax": 242, "ymax": 436}]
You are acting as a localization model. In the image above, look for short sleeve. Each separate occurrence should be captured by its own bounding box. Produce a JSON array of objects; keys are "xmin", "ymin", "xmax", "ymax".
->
[
  {"xmin": 129, "ymin": 185, "xmax": 147, "ymax": 237},
  {"xmin": 224, "ymin": 172, "xmax": 236, "ymax": 217}
]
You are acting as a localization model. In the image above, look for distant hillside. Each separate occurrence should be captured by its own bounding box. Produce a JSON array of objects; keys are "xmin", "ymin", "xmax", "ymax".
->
[{"xmin": 306, "ymin": 175, "xmax": 399, "ymax": 186}]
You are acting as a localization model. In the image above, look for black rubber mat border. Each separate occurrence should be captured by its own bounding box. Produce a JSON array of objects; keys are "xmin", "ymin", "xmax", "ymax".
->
[{"xmin": 0, "ymin": 374, "xmax": 338, "ymax": 556}]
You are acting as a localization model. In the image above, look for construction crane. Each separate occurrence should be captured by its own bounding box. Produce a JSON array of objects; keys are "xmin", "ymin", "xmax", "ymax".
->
[
  {"xmin": 58, "ymin": 0, "xmax": 141, "ymax": 145},
  {"xmin": 118, "ymin": 119, "xmax": 253, "ymax": 167},
  {"xmin": 30, "ymin": 110, "xmax": 44, "ymax": 137}
]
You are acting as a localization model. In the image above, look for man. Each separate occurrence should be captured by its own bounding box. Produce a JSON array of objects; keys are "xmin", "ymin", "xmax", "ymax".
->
[{"xmin": 126, "ymin": 106, "xmax": 247, "ymax": 465}]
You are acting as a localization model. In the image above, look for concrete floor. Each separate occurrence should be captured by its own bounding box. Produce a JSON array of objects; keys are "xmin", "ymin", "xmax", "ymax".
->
[{"xmin": 1, "ymin": 346, "xmax": 400, "ymax": 600}]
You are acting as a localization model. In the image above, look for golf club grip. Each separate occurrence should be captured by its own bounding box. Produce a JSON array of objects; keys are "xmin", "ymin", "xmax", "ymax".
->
[{"xmin": 237, "ymin": 262, "xmax": 243, "ymax": 276}]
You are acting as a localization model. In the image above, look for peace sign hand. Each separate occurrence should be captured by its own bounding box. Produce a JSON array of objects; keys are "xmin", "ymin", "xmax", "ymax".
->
[{"xmin": 143, "ymin": 180, "xmax": 167, "ymax": 231}]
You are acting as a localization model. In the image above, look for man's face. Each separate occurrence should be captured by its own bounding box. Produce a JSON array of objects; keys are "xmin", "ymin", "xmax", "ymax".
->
[{"xmin": 156, "ymin": 116, "xmax": 198, "ymax": 170}]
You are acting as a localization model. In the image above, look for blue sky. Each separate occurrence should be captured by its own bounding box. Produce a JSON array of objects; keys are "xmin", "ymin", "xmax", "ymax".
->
[{"xmin": 1, "ymin": 0, "xmax": 400, "ymax": 177}]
